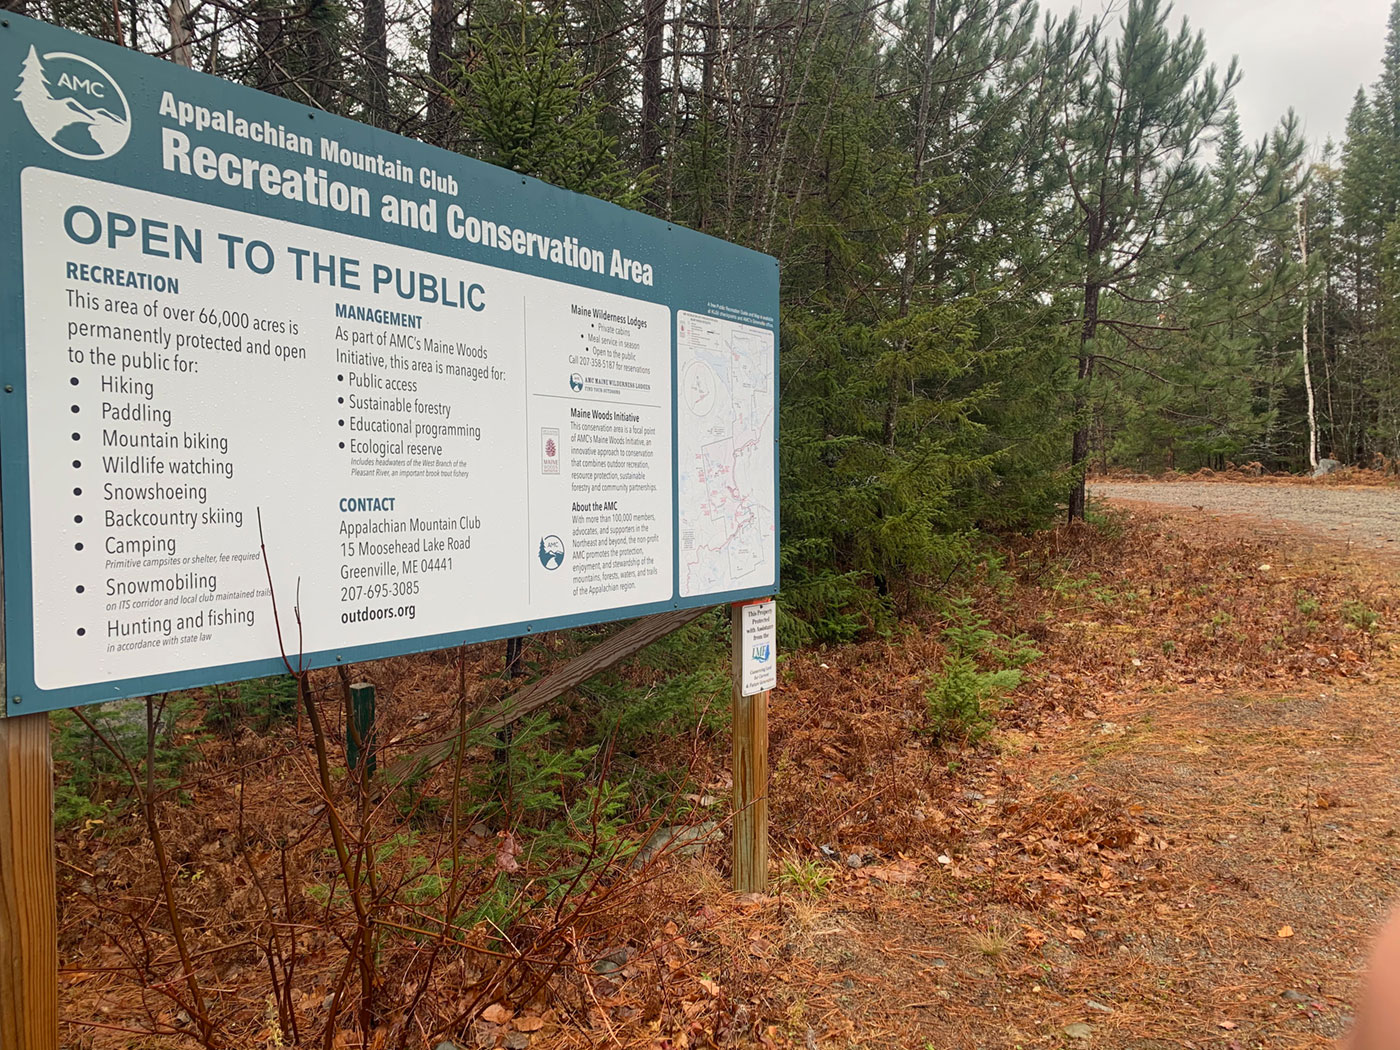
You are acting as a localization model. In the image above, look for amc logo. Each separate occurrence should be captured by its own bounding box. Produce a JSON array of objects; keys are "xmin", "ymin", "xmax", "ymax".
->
[
  {"xmin": 59, "ymin": 72, "xmax": 109, "ymax": 97},
  {"xmin": 16, "ymin": 46, "xmax": 131, "ymax": 160}
]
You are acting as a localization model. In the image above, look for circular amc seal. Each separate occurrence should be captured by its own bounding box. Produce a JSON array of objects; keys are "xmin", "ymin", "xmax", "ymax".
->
[
  {"xmin": 537, "ymin": 535, "xmax": 565, "ymax": 570},
  {"xmin": 16, "ymin": 46, "xmax": 131, "ymax": 160}
]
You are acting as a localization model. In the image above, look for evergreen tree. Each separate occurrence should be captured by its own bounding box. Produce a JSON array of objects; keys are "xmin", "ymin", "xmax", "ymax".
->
[
  {"xmin": 772, "ymin": 1, "xmax": 1067, "ymax": 636},
  {"xmin": 452, "ymin": 7, "xmax": 643, "ymax": 207},
  {"xmin": 1055, "ymin": 0, "xmax": 1301, "ymax": 514},
  {"xmin": 1110, "ymin": 106, "xmax": 1308, "ymax": 472}
]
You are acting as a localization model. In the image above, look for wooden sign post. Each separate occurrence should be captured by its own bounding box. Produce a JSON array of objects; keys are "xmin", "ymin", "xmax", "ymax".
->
[
  {"xmin": 731, "ymin": 600, "xmax": 775, "ymax": 893},
  {"xmin": 0, "ymin": 712, "xmax": 59, "ymax": 1050}
]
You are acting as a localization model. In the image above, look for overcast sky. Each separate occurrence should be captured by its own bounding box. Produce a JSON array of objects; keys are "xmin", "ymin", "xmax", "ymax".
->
[{"xmin": 1037, "ymin": 0, "xmax": 1394, "ymax": 153}]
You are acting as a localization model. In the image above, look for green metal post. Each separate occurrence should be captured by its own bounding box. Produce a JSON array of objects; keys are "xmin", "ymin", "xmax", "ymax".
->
[{"xmin": 348, "ymin": 681, "xmax": 376, "ymax": 778}]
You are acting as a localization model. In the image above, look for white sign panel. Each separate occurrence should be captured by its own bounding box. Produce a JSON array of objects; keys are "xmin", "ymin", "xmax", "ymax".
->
[
  {"xmin": 739, "ymin": 599, "xmax": 777, "ymax": 697},
  {"xmin": 23, "ymin": 169, "xmax": 673, "ymax": 690}
]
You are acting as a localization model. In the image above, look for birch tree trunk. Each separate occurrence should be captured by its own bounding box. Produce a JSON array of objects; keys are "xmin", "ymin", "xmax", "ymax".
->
[
  {"xmin": 169, "ymin": 0, "xmax": 192, "ymax": 67},
  {"xmin": 1298, "ymin": 200, "xmax": 1319, "ymax": 470}
]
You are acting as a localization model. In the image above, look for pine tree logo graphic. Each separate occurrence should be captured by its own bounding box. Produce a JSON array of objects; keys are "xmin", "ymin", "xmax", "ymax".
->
[
  {"xmin": 537, "ymin": 535, "xmax": 565, "ymax": 570},
  {"xmin": 15, "ymin": 45, "xmax": 131, "ymax": 160}
]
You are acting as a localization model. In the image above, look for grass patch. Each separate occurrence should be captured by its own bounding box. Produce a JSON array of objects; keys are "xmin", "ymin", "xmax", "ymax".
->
[{"xmin": 777, "ymin": 856, "xmax": 835, "ymax": 898}]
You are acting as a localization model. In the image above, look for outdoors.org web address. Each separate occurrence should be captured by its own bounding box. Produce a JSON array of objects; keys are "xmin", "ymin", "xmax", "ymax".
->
[{"xmin": 342, "ymin": 603, "xmax": 416, "ymax": 624}]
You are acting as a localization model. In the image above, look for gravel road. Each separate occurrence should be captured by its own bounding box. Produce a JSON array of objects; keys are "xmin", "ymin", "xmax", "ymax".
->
[{"xmin": 1091, "ymin": 481, "xmax": 1400, "ymax": 551}]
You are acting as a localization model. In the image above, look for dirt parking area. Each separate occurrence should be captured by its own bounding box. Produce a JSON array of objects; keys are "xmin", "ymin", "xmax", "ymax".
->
[{"xmin": 1092, "ymin": 481, "xmax": 1400, "ymax": 552}]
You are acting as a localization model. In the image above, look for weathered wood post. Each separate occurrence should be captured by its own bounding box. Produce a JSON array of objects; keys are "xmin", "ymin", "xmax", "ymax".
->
[
  {"xmin": 0, "ymin": 711, "xmax": 59, "ymax": 1050},
  {"xmin": 731, "ymin": 600, "xmax": 775, "ymax": 893}
]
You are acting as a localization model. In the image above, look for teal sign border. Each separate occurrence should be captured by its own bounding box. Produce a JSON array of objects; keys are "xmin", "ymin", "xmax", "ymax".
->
[{"xmin": 0, "ymin": 14, "xmax": 779, "ymax": 715}]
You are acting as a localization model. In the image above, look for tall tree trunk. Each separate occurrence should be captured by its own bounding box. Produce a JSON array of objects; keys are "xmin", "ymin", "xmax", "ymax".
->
[
  {"xmin": 305, "ymin": 0, "xmax": 339, "ymax": 111},
  {"xmin": 1068, "ymin": 281, "xmax": 1100, "ymax": 522},
  {"xmin": 640, "ymin": 0, "xmax": 666, "ymax": 174},
  {"xmin": 169, "ymin": 0, "xmax": 193, "ymax": 67},
  {"xmin": 883, "ymin": 0, "xmax": 938, "ymax": 450},
  {"xmin": 255, "ymin": 0, "xmax": 284, "ymax": 94},
  {"xmin": 701, "ymin": 2, "xmax": 716, "ymax": 125},
  {"xmin": 695, "ymin": 1, "xmax": 718, "ymax": 232},
  {"xmin": 1298, "ymin": 200, "xmax": 1319, "ymax": 470},
  {"xmin": 1323, "ymin": 236, "xmax": 1335, "ymax": 456},
  {"xmin": 664, "ymin": 5, "xmax": 683, "ymax": 218},
  {"xmin": 426, "ymin": 0, "xmax": 457, "ymax": 144},
  {"xmin": 899, "ymin": 0, "xmax": 938, "ymax": 317},
  {"xmin": 363, "ymin": 0, "xmax": 389, "ymax": 128}
]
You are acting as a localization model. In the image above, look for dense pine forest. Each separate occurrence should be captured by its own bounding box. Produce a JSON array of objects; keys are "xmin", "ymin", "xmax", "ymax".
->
[{"xmin": 10, "ymin": 0, "xmax": 1400, "ymax": 625}]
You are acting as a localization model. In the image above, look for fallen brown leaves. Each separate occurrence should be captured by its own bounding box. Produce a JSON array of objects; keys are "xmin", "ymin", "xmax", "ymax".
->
[
  {"xmin": 55, "ymin": 506, "xmax": 1400, "ymax": 1048},
  {"xmin": 518, "ymin": 507, "xmax": 1397, "ymax": 1048}
]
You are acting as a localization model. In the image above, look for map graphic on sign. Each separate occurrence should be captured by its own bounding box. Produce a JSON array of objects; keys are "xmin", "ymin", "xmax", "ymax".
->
[
  {"xmin": 677, "ymin": 311, "xmax": 776, "ymax": 597},
  {"xmin": 15, "ymin": 46, "xmax": 129, "ymax": 159}
]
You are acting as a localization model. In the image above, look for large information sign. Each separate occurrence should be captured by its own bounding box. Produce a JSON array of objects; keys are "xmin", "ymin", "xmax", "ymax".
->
[{"xmin": 0, "ymin": 16, "xmax": 778, "ymax": 715}]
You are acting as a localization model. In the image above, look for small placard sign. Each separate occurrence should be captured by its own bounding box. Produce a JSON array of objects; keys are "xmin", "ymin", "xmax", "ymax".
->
[{"xmin": 739, "ymin": 600, "xmax": 777, "ymax": 697}]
